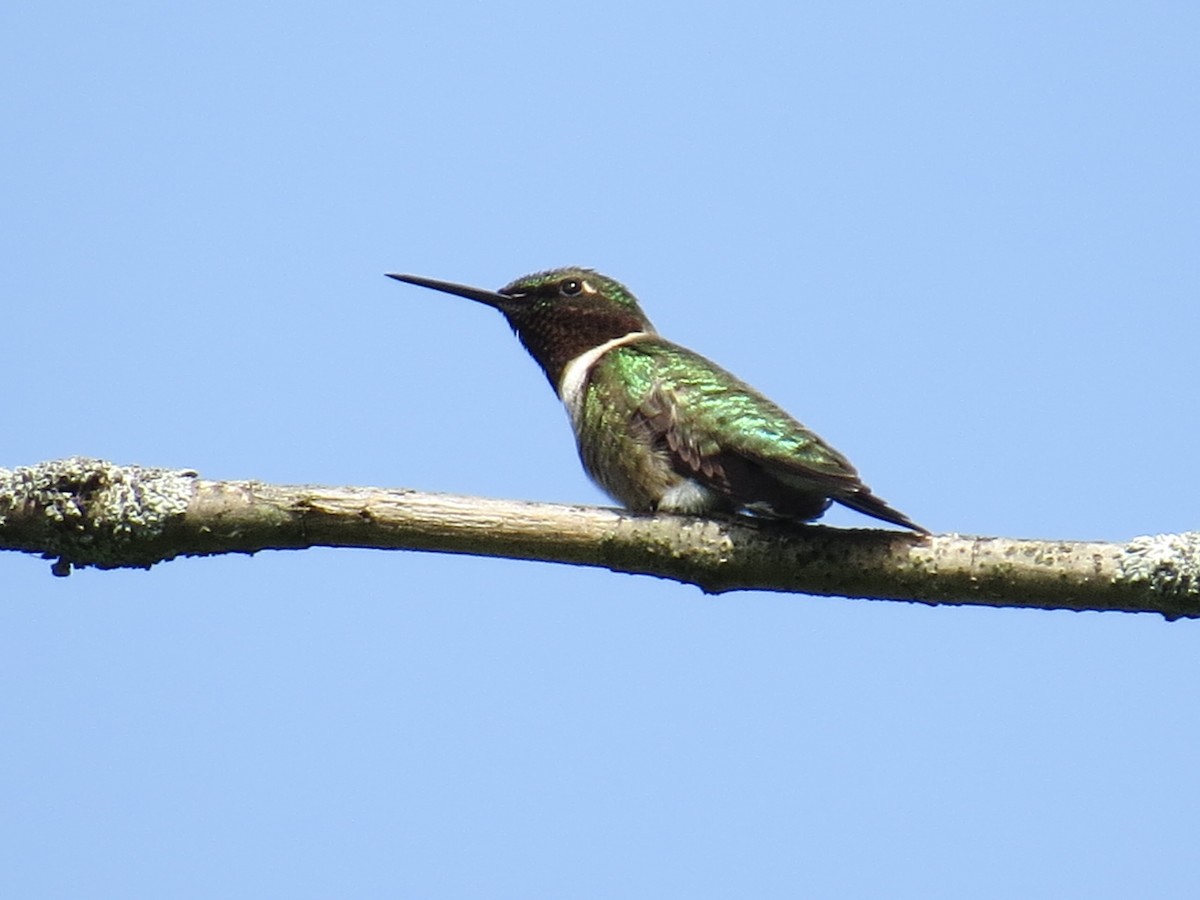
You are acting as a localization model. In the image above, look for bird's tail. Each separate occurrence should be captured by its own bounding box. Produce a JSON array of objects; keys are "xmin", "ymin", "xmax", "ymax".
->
[{"xmin": 837, "ymin": 488, "xmax": 929, "ymax": 534}]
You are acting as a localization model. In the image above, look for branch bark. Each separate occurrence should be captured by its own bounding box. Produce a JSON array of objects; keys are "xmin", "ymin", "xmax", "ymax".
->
[{"xmin": 2, "ymin": 458, "xmax": 1197, "ymax": 619}]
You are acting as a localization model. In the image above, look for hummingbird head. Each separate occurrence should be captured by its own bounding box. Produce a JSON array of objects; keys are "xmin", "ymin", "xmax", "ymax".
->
[{"xmin": 388, "ymin": 267, "xmax": 655, "ymax": 389}]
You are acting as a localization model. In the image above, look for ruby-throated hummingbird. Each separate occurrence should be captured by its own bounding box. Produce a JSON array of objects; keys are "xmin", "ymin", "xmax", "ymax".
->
[{"xmin": 387, "ymin": 267, "xmax": 926, "ymax": 533}]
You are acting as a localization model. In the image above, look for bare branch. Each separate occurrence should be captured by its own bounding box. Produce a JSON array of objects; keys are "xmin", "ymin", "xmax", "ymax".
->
[{"xmin": 2, "ymin": 458, "xmax": 1197, "ymax": 618}]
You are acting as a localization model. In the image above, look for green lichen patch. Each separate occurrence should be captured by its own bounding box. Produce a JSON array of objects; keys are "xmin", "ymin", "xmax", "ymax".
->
[
  {"xmin": 0, "ymin": 457, "xmax": 198, "ymax": 571},
  {"xmin": 1121, "ymin": 532, "xmax": 1200, "ymax": 602}
]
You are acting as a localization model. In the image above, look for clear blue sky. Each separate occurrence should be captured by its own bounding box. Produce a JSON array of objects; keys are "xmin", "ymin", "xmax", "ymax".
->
[{"xmin": 3, "ymin": 2, "xmax": 1199, "ymax": 897}]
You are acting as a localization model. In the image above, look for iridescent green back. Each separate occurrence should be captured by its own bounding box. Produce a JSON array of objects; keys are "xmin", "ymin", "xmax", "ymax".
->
[{"xmin": 588, "ymin": 338, "xmax": 859, "ymax": 483}]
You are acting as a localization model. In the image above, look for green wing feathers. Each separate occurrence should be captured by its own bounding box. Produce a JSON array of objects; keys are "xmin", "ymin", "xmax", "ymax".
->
[{"xmin": 590, "ymin": 339, "xmax": 925, "ymax": 531}]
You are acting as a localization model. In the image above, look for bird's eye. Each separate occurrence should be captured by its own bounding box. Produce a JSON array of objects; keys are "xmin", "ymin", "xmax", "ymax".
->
[{"xmin": 559, "ymin": 279, "xmax": 583, "ymax": 297}]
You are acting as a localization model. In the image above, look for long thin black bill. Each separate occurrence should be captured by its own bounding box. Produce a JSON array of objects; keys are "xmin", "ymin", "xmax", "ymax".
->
[{"xmin": 385, "ymin": 273, "xmax": 509, "ymax": 307}]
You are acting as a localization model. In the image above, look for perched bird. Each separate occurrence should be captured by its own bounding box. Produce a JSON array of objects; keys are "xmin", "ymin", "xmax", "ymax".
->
[{"xmin": 388, "ymin": 267, "xmax": 926, "ymax": 533}]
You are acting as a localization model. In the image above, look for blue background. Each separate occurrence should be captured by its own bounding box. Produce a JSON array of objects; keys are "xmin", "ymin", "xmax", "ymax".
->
[{"xmin": 4, "ymin": 2, "xmax": 1199, "ymax": 896}]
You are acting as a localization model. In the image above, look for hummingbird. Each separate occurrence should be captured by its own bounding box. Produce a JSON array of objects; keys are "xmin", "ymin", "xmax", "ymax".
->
[{"xmin": 387, "ymin": 267, "xmax": 926, "ymax": 533}]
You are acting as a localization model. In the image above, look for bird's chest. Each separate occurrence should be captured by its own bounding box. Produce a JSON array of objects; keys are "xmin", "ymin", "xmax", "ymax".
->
[{"xmin": 558, "ymin": 346, "xmax": 683, "ymax": 509}]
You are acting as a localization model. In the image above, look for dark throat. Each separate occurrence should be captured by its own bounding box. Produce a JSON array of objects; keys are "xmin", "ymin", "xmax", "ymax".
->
[{"xmin": 502, "ymin": 303, "xmax": 651, "ymax": 390}]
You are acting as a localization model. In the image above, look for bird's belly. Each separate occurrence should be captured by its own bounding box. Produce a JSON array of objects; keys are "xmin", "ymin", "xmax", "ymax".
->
[
  {"xmin": 575, "ymin": 429, "xmax": 673, "ymax": 511},
  {"xmin": 573, "ymin": 427, "xmax": 721, "ymax": 515}
]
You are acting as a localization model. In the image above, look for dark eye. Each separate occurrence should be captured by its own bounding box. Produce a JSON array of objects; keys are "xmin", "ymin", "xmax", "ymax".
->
[{"xmin": 559, "ymin": 279, "xmax": 583, "ymax": 296}]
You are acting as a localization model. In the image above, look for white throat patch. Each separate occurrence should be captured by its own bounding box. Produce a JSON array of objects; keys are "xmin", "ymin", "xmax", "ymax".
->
[{"xmin": 557, "ymin": 331, "xmax": 650, "ymax": 425}]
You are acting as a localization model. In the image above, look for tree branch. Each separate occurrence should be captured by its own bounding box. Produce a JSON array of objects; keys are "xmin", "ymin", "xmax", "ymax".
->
[{"xmin": 2, "ymin": 458, "xmax": 1197, "ymax": 618}]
